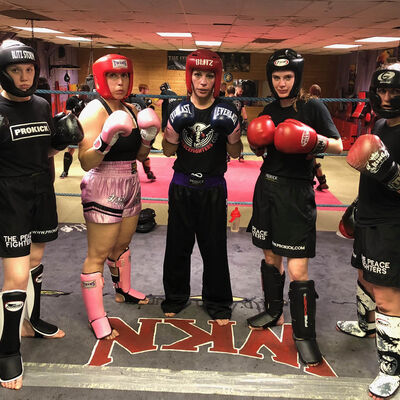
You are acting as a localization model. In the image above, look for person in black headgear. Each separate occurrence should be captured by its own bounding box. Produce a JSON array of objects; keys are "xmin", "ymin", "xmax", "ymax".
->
[
  {"xmin": 156, "ymin": 82, "xmax": 178, "ymax": 132},
  {"xmin": 246, "ymin": 48, "xmax": 343, "ymax": 366},
  {"xmin": 337, "ymin": 63, "xmax": 400, "ymax": 399},
  {"xmin": 0, "ymin": 39, "xmax": 83, "ymax": 390},
  {"xmin": 60, "ymin": 84, "xmax": 91, "ymax": 178}
]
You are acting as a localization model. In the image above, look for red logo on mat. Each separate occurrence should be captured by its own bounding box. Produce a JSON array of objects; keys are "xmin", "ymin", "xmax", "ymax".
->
[{"xmin": 87, "ymin": 318, "xmax": 336, "ymax": 378}]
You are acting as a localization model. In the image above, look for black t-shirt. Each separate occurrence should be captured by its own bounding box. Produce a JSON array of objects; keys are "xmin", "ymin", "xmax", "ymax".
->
[
  {"xmin": 169, "ymin": 98, "xmax": 238, "ymax": 176},
  {"xmin": 357, "ymin": 119, "xmax": 400, "ymax": 226},
  {"xmin": 161, "ymin": 89, "xmax": 178, "ymax": 130},
  {"xmin": 260, "ymin": 98, "xmax": 340, "ymax": 180},
  {"xmin": 0, "ymin": 94, "xmax": 54, "ymax": 177}
]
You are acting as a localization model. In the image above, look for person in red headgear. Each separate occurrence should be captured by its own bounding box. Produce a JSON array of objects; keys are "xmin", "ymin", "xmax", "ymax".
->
[
  {"xmin": 78, "ymin": 54, "xmax": 161, "ymax": 340},
  {"xmin": 161, "ymin": 49, "xmax": 243, "ymax": 325}
]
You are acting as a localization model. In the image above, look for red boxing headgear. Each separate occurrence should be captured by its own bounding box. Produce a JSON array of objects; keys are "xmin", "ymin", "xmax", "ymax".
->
[
  {"xmin": 92, "ymin": 54, "xmax": 133, "ymax": 99},
  {"xmin": 185, "ymin": 49, "xmax": 222, "ymax": 98}
]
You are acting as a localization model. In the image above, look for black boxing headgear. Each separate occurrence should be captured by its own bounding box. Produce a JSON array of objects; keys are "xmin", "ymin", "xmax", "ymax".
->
[
  {"xmin": 0, "ymin": 40, "xmax": 40, "ymax": 97},
  {"xmin": 369, "ymin": 67, "xmax": 400, "ymax": 119},
  {"xmin": 160, "ymin": 82, "xmax": 170, "ymax": 92},
  {"xmin": 266, "ymin": 49, "xmax": 304, "ymax": 99}
]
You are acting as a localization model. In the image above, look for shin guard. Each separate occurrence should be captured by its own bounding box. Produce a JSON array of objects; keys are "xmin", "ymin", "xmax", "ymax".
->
[
  {"xmin": 107, "ymin": 248, "xmax": 146, "ymax": 303},
  {"xmin": 369, "ymin": 312, "xmax": 400, "ymax": 398},
  {"xmin": 0, "ymin": 290, "xmax": 26, "ymax": 382},
  {"xmin": 81, "ymin": 272, "xmax": 111, "ymax": 339},
  {"xmin": 336, "ymin": 280, "xmax": 376, "ymax": 337},
  {"xmin": 26, "ymin": 264, "xmax": 59, "ymax": 337},
  {"xmin": 289, "ymin": 280, "xmax": 322, "ymax": 365},
  {"xmin": 63, "ymin": 151, "xmax": 73, "ymax": 174},
  {"xmin": 247, "ymin": 260, "xmax": 285, "ymax": 328}
]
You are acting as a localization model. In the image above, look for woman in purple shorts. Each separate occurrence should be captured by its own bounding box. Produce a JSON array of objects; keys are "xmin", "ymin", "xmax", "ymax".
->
[{"xmin": 78, "ymin": 54, "xmax": 160, "ymax": 340}]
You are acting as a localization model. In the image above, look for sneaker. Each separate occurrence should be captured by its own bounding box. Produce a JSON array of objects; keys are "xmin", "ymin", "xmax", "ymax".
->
[
  {"xmin": 60, "ymin": 171, "xmax": 68, "ymax": 179},
  {"xmin": 147, "ymin": 171, "xmax": 156, "ymax": 181}
]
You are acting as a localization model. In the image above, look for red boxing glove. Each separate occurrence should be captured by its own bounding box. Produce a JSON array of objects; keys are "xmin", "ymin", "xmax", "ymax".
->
[
  {"xmin": 347, "ymin": 134, "xmax": 400, "ymax": 192},
  {"xmin": 338, "ymin": 198, "xmax": 358, "ymax": 239},
  {"xmin": 247, "ymin": 115, "xmax": 275, "ymax": 148},
  {"xmin": 274, "ymin": 119, "xmax": 329, "ymax": 154}
]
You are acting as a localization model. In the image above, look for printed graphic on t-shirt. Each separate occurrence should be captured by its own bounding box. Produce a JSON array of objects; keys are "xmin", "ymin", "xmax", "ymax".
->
[
  {"xmin": 10, "ymin": 121, "xmax": 51, "ymax": 141},
  {"xmin": 182, "ymin": 122, "xmax": 218, "ymax": 153}
]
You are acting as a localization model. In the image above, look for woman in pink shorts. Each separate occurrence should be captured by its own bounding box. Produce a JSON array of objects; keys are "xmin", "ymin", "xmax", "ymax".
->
[{"xmin": 78, "ymin": 54, "xmax": 160, "ymax": 340}]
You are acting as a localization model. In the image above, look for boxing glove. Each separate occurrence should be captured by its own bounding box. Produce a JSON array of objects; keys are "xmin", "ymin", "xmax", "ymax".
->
[
  {"xmin": 164, "ymin": 100, "xmax": 195, "ymax": 145},
  {"xmin": 93, "ymin": 110, "xmax": 133, "ymax": 155},
  {"xmin": 247, "ymin": 115, "xmax": 275, "ymax": 149},
  {"xmin": 210, "ymin": 102, "xmax": 240, "ymax": 144},
  {"xmin": 347, "ymin": 134, "xmax": 400, "ymax": 192},
  {"xmin": 137, "ymin": 107, "xmax": 161, "ymax": 147},
  {"xmin": 51, "ymin": 112, "xmax": 84, "ymax": 151},
  {"xmin": 338, "ymin": 197, "xmax": 358, "ymax": 239},
  {"xmin": 274, "ymin": 119, "xmax": 329, "ymax": 154}
]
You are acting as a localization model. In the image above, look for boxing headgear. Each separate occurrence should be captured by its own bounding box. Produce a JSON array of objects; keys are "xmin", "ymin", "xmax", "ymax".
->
[
  {"xmin": 369, "ymin": 67, "xmax": 400, "ymax": 119},
  {"xmin": 266, "ymin": 49, "xmax": 304, "ymax": 99},
  {"xmin": 92, "ymin": 54, "xmax": 133, "ymax": 99},
  {"xmin": 0, "ymin": 40, "xmax": 40, "ymax": 97},
  {"xmin": 185, "ymin": 49, "xmax": 222, "ymax": 98},
  {"xmin": 136, "ymin": 208, "xmax": 156, "ymax": 233},
  {"xmin": 160, "ymin": 82, "xmax": 170, "ymax": 92}
]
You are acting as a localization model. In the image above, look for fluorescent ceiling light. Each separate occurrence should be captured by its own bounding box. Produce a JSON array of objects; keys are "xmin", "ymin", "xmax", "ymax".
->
[
  {"xmin": 355, "ymin": 36, "xmax": 400, "ymax": 43},
  {"xmin": 178, "ymin": 48, "xmax": 196, "ymax": 51},
  {"xmin": 324, "ymin": 44, "xmax": 361, "ymax": 49},
  {"xmin": 12, "ymin": 26, "xmax": 62, "ymax": 34},
  {"xmin": 56, "ymin": 36, "xmax": 92, "ymax": 42},
  {"xmin": 104, "ymin": 45, "xmax": 117, "ymax": 48},
  {"xmin": 195, "ymin": 41, "xmax": 222, "ymax": 46},
  {"xmin": 157, "ymin": 32, "xmax": 192, "ymax": 37}
]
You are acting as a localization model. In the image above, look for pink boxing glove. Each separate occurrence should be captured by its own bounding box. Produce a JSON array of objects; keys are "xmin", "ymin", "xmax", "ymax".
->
[
  {"xmin": 93, "ymin": 110, "xmax": 133, "ymax": 155},
  {"xmin": 274, "ymin": 119, "xmax": 329, "ymax": 154},
  {"xmin": 137, "ymin": 108, "xmax": 161, "ymax": 147}
]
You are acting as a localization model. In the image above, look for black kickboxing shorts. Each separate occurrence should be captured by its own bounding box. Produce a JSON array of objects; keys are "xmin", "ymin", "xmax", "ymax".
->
[
  {"xmin": 0, "ymin": 172, "xmax": 58, "ymax": 258},
  {"xmin": 250, "ymin": 172, "xmax": 316, "ymax": 258},
  {"xmin": 351, "ymin": 224, "xmax": 400, "ymax": 288}
]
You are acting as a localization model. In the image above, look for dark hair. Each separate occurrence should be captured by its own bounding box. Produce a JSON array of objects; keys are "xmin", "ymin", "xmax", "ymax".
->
[
  {"xmin": 309, "ymin": 84, "xmax": 321, "ymax": 97},
  {"xmin": 79, "ymin": 84, "xmax": 90, "ymax": 92},
  {"xmin": 226, "ymin": 85, "xmax": 236, "ymax": 95}
]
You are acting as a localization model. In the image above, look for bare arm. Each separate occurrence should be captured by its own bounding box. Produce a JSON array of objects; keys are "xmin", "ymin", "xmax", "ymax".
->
[
  {"xmin": 325, "ymin": 137, "xmax": 343, "ymax": 154},
  {"xmin": 227, "ymin": 139, "xmax": 243, "ymax": 159},
  {"xmin": 162, "ymin": 136, "xmax": 178, "ymax": 157}
]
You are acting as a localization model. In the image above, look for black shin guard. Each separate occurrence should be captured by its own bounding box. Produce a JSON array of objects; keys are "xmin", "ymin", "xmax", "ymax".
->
[
  {"xmin": 26, "ymin": 264, "xmax": 58, "ymax": 337},
  {"xmin": 0, "ymin": 290, "xmax": 26, "ymax": 382},
  {"xmin": 247, "ymin": 261, "xmax": 285, "ymax": 328},
  {"xmin": 289, "ymin": 280, "xmax": 322, "ymax": 365},
  {"xmin": 63, "ymin": 151, "xmax": 73, "ymax": 174}
]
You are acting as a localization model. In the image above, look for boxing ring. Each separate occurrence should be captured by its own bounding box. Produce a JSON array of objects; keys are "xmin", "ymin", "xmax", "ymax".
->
[{"xmin": 4, "ymin": 90, "xmax": 382, "ymax": 399}]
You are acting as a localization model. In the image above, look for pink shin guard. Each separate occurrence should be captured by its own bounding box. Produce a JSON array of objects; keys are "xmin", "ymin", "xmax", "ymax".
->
[
  {"xmin": 107, "ymin": 248, "xmax": 146, "ymax": 303},
  {"xmin": 80, "ymin": 272, "xmax": 111, "ymax": 339}
]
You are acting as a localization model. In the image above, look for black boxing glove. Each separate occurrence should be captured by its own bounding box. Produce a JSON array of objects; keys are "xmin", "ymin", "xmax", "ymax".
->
[{"xmin": 51, "ymin": 112, "xmax": 84, "ymax": 151}]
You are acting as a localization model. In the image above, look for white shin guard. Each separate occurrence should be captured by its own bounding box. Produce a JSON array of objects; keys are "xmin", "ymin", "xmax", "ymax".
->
[
  {"xmin": 369, "ymin": 312, "xmax": 400, "ymax": 398},
  {"xmin": 336, "ymin": 280, "xmax": 376, "ymax": 338}
]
